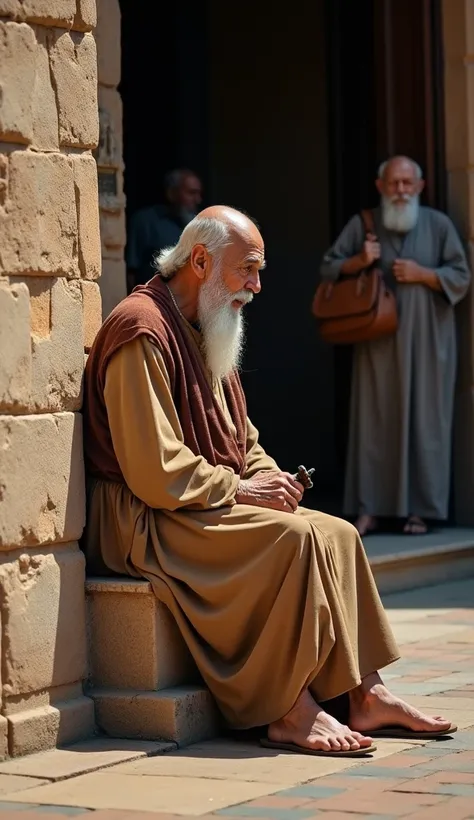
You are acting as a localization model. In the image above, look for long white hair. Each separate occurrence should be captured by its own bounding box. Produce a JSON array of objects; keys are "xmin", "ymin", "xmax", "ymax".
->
[{"xmin": 154, "ymin": 216, "xmax": 231, "ymax": 280}]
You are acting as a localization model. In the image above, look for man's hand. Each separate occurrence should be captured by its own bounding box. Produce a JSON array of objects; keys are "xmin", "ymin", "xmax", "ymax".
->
[
  {"xmin": 360, "ymin": 234, "xmax": 381, "ymax": 267},
  {"xmin": 393, "ymin": 259, "xmax": 424, "ymax": 283},
  {"xmin": 235, "ymin": 470, "xmax": 305, "ymax": 513}
]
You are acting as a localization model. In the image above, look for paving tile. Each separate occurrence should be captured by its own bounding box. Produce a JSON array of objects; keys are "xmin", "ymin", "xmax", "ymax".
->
[
  {"xmin": 111, "ymin": 739, "xmax": 414, "ymax": 785},
  {"xmin": 340, "ymin": 765, "xmax": 424, "ymax": 779},
  {"xmin": 274, "ymin": 786, "xmax": 344, "ymax": 799},
  {"xmin": 0, "ymin": 777, "xmax": 49, "ymax": 797},
  {"xmin": 405, "ymin": 796, "xmax": 474, "ymax": 819},
  {"xmin": 34, "ymin": 808, "xmax": 91, "ymax": 816},
  {"xmin": 416, "ymin": 751, "xmax": 474, "ymax": 772},
  {"xmin": 0, "ymin": 773, "xmax": 280, "ymax": 815},
  {"xmin": 236, "ymin": 797, "xmax": 314, "ymax": 809},
  {"xmin": 215, "ymin": 808, "xmax": 316, "ymax": 819},
  {"xmin": 0, "ymin": 803, "xmax": 41, "ymax": 811},
  {"xmin": 0, "ymin": 739, "xmax": 176, "ymax": 782},
  {"xmin": 304, "ymin": 790, "xmax": 446, "ymax": 814}
]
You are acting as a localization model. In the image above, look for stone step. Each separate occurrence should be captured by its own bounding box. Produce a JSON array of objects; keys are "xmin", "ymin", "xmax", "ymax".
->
[
  {"xmin": 86, "ymin": 578, "xmax": 197, "ymax": 691},
  {"xmin": 90, "ymin": 685, "xmax": 219, "ymax": 747},
  {"xmin": 367, "ymin": 536, "xmax": 474, "ymax": 595}
]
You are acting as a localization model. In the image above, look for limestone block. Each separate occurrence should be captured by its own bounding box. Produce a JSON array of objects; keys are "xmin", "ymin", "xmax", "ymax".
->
[
  {"xmin": 7, "ymin": 696, "xmax": 95, "ymax": 758},
  {"xmin": 1, "ymin": 276, "xmax": 85, "ymax": 414},
  {"xmin": 31, "ymin": 27, "xmax": 59, "ymax": 152},
  {"xmin": 74, "ymin": 0, "xmax": 97, "ymax": 31},
  {"xmin": 96, "ymin": 0, "xmax": 121, "ymax": 87},
  {"xmin": 100, "ymin": 209, "xmax": 126, "ymax": 259},
  {"xmin": 0, "ymin": 151, "xmax": 79, "ymax": 278},
  {"xmin": 86, "ymin": 579, "xmax": 196, "ymax": 691},
  {"xmin": 49, "ymin": 30, "xmax": 99, "ymax": 149},
  {"xmin": 71, "ymin": 154, "xmax": 101, "ymax": 279},
  {"xmin": 27, "ymin": 277, "xmax": 85, "ymax": 412},
  {"xmin": 0, "ymin": 717, "xmax": 7, "ymax": 762},
  {"xmin": 0, "ymin": 21, "xmax": 36, "ymax": 144},
  {"xmin": 81, "ymin": 281, "xmax": 102, "ymax": 351},
  {"xmin": 0, "ymin": 280, "xmax": 31, "ymax": 412},
  {"xmin": 0, "ymin": 1, "xmax": 75, "ymax": 27},
  {"xmin": 91, "ymin": 686, "xmax": 219, "ymax": 746},
  {"xmin": 97, "ymin": 86, "xmax": 123, "ymax": 169},
  {"xmin": 0, "ymin": 415, "xmax": 85, "ymax": 549},
  {"xmin": 0, "ymin": 545, "xmax": 87, "ymax": 695},
  {"xmin": 99, "ymin": 258, "xmax": 126, "ymax": 319}
]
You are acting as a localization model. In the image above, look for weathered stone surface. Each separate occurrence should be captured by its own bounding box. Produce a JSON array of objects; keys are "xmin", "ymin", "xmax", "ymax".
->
[
  {"xmin": 96, "ymin": 0, "xmax": 120, "ymax": 87},
  {"xmin": 0, "ymin": 151, "xmax": 79, "ymax": 278},
  {"xmin": 0, "ymin": 21, "xmax": 36, "ymax": 144},
  {"xmin": 91, "ymin": 686, "xmax": 219, "ymax": 746},
  {"xmin": 7, "ymin": 696, "xmax": 94, "ymax": 758},
  {"xmin": 0, "ymin": 717, "xmax": 7, "ymax": 762},
  {"xmin": 81, "ymin": 280, "xmax": 102, "ymax": 351},
  {"xmin": 71, "ymin": 154, "xmax": 101, "ymax": 279},
  {"xmin": 0, "ymin": 545, "xmax": 87, "ymax": 695},
  {"xmin": 100, "ymin": 209, "xmax": 126, "ymax": 260},
  {"xmin": 86, "ymin": 578, "xmax": 196, "ymax": 691},
  {"xmin": 0, "ymin": 280, "xmax": 31, "ymax": 412},
  {"xmin": 0, "ymin": 1, "xmax": 75, "ymax": 27},
  {"xmin": 0, "ymin": 737, "xmax": 176, "ymax": 779},
  {"xmin": 31, "ymin": 27, "xmax": 60, "ymax": 151},
  {"xmin": 0, "ymin": 414, "xmax": 85, "ymax": 549},
  {"xmin": 49, "ymin": 30, "xmax": 98, "ymax": 149},
  {"xmin": 74, "ymin": 0, "xmax": 97, "ymax": 31},
  {"xmin": 99, "ymin": 258, "xmax": 126, "ymax": 319},
  {"xmin": 97, "ymin": 86, "xmax": 123, "ymax": 170},
  {"xmin": 3, "ymin": 277, "xmax": 84, "ymax": 413}
]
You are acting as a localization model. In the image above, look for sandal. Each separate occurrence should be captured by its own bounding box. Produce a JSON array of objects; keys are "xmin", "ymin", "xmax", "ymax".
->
[{"xmin": 403, "ymin": 516, "xmax": 429, "ymax": 535}]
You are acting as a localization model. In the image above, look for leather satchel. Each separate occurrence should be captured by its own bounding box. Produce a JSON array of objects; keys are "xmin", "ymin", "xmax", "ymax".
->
[{"xmin": 312, "ymin": 209, "xmax": 398, "ymax": 345}]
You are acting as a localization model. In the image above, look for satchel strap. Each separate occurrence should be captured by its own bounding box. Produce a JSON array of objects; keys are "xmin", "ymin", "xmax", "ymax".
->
[{"xmin": 360, "ymin": 208, "xmax": 376, "ymax": 239}]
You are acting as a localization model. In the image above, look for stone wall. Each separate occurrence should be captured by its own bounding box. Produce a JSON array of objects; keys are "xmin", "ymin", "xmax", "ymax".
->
[
  {"xmin": 0, "ymin": 0, "xmax": 100, "ymax": 757},
  {"xmin": 442, "ymin": 0, "xmax": 474, "ymax": 524},
  {"xmin": 94, "ymin": 0, "xmax": 126, "ymax": 318}
]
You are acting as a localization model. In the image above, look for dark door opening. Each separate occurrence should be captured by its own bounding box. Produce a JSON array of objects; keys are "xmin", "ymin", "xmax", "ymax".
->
[{"xmin": 118, "ymin": 0, "xmax": 447, "ymax": 518}]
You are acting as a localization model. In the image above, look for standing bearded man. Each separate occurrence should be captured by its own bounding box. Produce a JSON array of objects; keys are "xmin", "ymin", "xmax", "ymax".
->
[
  {"xmin": 83, "ymin": 205, "xmax": 455, "ymax": 756},
  {"xmin": 320, "ymin": 156, "xmax": 471, "ymax": 537}
]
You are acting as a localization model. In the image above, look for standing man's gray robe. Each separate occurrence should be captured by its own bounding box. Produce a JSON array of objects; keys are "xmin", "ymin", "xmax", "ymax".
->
[{"xmin": 320, "ymin": 206, "xmax": 471, "ymax": 520}]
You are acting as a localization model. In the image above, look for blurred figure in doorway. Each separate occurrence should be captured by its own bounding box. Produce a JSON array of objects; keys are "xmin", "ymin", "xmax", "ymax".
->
[{"xmin": 126, "ymin": 168, "xmax": 203, "ymax": 290}]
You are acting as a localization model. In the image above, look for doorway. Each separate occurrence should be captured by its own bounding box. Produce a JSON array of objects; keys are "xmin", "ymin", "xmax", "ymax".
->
[{"xmin": 118, "ymin": 0, "xmax": 448, "ymax": 517}]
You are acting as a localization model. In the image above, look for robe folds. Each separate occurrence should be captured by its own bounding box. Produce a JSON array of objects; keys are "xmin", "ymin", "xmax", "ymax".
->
[{"xmin": 83, "ymin": 322, "xmax": 400, "ymax": 729}]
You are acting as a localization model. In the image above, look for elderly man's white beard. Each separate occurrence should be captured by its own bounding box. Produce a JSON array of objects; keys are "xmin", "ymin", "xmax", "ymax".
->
[
  {"xmin": 381, "ymin": 194, "xmax": 420, "ymax": 233},
  {"xmin": 197, "ymin": 264, "xmax": 252, "ymax": 380}
]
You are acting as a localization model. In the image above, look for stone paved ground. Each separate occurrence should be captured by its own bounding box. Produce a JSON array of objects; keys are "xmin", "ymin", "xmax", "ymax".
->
[{"xmin": 0, "ymin": 578, "xmax": 473, "ymax": 820}]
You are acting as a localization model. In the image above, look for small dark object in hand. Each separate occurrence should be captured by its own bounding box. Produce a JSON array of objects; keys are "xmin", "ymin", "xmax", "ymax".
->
[{"xmin": 294, "ymin": 465, "xmax": 315, "ymax": 490}]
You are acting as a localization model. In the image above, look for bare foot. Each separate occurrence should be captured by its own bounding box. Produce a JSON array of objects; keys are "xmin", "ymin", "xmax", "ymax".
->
[
  {"xmin": 349, "ymin": 672, "xmax": 452, "ymax": 734},
  {"xmin": 403, "ymin": 516, "xmax": 428, "ymax": 535},
  {"xmin": 268, "ymin": 689, "xmax": 374, "ymax": 753},
  {"xmin": 355, "ymin": 515, "xmax": 377, "ymax": 537}
]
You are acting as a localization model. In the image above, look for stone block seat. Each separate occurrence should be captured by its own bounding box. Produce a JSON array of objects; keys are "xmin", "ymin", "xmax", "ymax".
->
[{"xmin": 85, "ymin": 578, "xmax": 219, "ymax": 747}]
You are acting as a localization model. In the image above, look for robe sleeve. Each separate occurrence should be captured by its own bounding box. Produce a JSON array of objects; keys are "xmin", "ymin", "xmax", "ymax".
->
[
  {"xmin": 434, "ymin": 215, "xmax": 471, "ymax": 306},
  {"xmin": 243, "ymin": 418, "xmax": 279, "ymax": 478},
  {"xmin": 319, "ymin": 214, "xmax": 365, "ymax": 281},
  {"xmin": 103, "ymin": 335, "xmax": 240, "ymax": 510}
]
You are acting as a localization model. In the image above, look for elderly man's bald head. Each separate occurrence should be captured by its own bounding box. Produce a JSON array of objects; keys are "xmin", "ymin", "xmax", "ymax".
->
[{"xmin": 156, "ymin": 205, "xmax": 265, "ymax": 282}]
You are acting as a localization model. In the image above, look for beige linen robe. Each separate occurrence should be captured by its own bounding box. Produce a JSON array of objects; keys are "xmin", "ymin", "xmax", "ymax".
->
[
  {"xmin": 320, "ymin": 206, "xmax": 471, "ymax": 519},
  {"xmin": 84, "ymin": 326, "xmax": 400, "ymax": 729}
]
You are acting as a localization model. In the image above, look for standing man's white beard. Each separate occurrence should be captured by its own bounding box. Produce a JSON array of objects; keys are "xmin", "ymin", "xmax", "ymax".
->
[
  {"xmin": 197, "ymin": 262, "xmax": 251, "ymax": 379},
  {"xmin": 381, "ymin": 194, "xmax": 420, "ymax": 233}
]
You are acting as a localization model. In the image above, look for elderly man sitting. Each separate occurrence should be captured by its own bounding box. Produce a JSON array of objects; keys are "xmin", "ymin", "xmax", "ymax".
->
[{"xmin": 83, "ymin": 206, "xmax": 455, "ymax": 757}]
